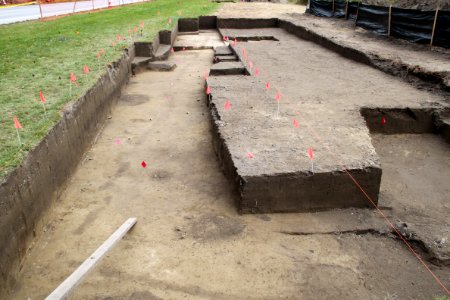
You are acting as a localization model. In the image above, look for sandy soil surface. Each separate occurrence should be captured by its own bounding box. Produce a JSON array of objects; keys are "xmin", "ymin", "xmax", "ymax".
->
[
  {"xmin": 217, "ymin": 2, "xmax": 450, "ymax": 87},
  {"xmin": 364, "ymin": 0, "xmax": 450, "ymax": 10},
  {"xmin": 216, "ymin": 2, "xmax": 306, "ymax": 18},
  {"xmin": 6, "ymin": 29, "xmax": 450, "ymax": 299}
]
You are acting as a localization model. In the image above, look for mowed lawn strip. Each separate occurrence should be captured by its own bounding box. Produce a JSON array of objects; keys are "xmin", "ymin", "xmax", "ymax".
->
[{"xmin": 0, "ymin": 0, "xmax": 219, "ymax": 178}]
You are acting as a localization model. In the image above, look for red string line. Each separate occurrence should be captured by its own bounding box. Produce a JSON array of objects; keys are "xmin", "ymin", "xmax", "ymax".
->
[{"xmin": 217, "ymin": 20, "xmax": 450, "ymax": 295}]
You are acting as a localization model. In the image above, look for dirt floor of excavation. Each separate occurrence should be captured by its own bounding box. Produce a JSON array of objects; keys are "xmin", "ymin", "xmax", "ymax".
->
[{"xmin": 7, "ymin": 29, "xmax": 450, "ymax": 299}]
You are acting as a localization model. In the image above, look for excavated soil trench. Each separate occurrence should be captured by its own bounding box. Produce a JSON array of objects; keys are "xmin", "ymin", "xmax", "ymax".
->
[{"xmin": 6, "ymin": 23, "xmax": 450, "ymax": 299}]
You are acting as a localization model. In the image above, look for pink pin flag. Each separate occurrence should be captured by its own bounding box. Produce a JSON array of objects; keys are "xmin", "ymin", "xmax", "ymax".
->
[
  {"xmin": 265, "ymin": 82, "xmax": 270, "ymax": 91},
  {"xmin": 182, "ymin": 47, "xmax": 186, "ymax": 51},
  {"xmin": 83, "ymin": 64, "xmax": 90, "ymax": 75},
  {"xmin": 97, "ymin": 52, "xmax": 101, "ymax": 60},
  {"xmin": 134, "ymin": 26, "xmax": 138, "ymax": 33},
  {"xmin": 242, "ymin": 48, "xmax": 246, "ymax": 55},
  {"xmin": 141, "ymin": 161, "xmax": 147, "ymax": 168},
  {"xmin": 13, "ymin": 116, "xmax": 22, "ymax": 129},
  {"xmin": 13, "ymin": 116, "xmax": 22, "ymax": 144},
  {"xmin": 246, "ymin": 152, "xmax": 254, "ymax": 159},
  {"xmin": 381, "ymin": 116, "xmax": 386, "ymax": 125},
  {"xmin": 39, "ymin": 90, "xmax": 46, "ymax": 104},
  {"xmin": 170, "ymin": 47, "xmax": 174, "ymax": 53},
  {"xmin": 254, "ymin": 68, "xmax": 260, "ymax": 76},
  {"xmin": 101, "ymin": 48, "xmax": 105, "ymax": 55},
  {"xmin": 205, "ymin": 86, "xmax": 211, "ymax": 95},
  {"xmin": 275, "ymin": 91, "xmax": 281, "ymax": 102},
  {"xmin": 70, "ymin": 73, "xmax": 78, "ymax": 86},
  {"xmin": 116, "ymin": 34, "xmax": 121, "ymax": 42},
  {"xmin": 115, "ymin": 138, "xmax": 121, "ymax": 145},
  {"xmin": 248, "ymin": 61, "xmax": 253, "ymax": 69},
  {"xmin": 223, "ymin": 36, "xmax": 229, "ymax": 41},
  {"xmin": 232, "ymin": 38, "xmax": 237, "ymax": 47},
  {"xmin": 140, "ymin": 21, "xmax": 144, "ymax": 28},
  {"xmin": 293, "ymin": 118, "xmax": 299, "ymax": 129},
  {"xmin": 224, "ymin": 100, "xmax": 231, "ymax": 111},
  {"xmin": 308, "ymin": 147, "xmax": 314, "ymax": 172}
]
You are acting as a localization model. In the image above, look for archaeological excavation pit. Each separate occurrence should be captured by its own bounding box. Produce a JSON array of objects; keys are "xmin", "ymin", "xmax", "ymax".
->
[
  {"xmin": 205, "ymin": 23, "xmax": 449, "ymax": 214},
  {"xmin": 3, "ymin": 11, "xmax": 450, "ymax": 299}
]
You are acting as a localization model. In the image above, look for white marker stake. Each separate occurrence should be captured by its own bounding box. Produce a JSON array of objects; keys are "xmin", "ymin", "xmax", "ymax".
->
[
  {"xmin": 45, "ymin": 218, "xmax": 137, "ymax": 300},
  {"xmin": 277, "ymin": 101, "xmax": 280, "ymax": 119},
  {"xmin": 42, "ymin": 102, "xmax": 47, "ymax": 118},
  {"xmin": 15, "ymin": 127, "xmax": 21, "ymax": 145}
]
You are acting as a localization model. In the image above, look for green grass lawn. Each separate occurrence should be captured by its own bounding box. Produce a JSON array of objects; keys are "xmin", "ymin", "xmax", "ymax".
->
[{"xmin": 0, "ymin": 0, "xmax": 219, "ymax": 179}]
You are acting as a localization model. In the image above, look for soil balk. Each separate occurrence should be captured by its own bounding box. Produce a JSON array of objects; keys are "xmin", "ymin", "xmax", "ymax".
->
[{"xmin": 210, "ymin": 17, "xmax": 450, "ymax": 214}]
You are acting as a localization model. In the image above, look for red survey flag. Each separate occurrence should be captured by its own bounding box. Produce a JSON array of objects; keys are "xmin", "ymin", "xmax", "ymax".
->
[
  {"xmin": 275, "ymin": 91, "xmax": 281, "ymax": 102},
  {"xmin": 70, "ymin": 73, "xmax": 78, "ymax": 86},
  {"xmin": 308, "ymin": 147, "xmax": 314, "ymax": 160},
  {"xmin": 293, "ymin": 118, "xmax": 299, "ymax": 128},
  {"xmin": 255, "ymin": 68, "xmax": 260, "ymax": 76},
  {"xmin": 224, "ymin": 100, "xmax": 231, "ymax": 110},
  {"xmin": 205, "ymin": 86, "xmax": 211, "ymax": 95},
  {"xmin": 246, "ymin": 152, "xmax": 254, "ymax": 159},
  {"xmin": 13, "ymin": 116, "xmax": 22, "ymax": 129},
  {"xmin": 39, "ymin": 90, "xmax": 46, "ymax": 103},
  {"xmin": 83, "ymin": 65, "xmax": 90, "ymax": 74},
  {"xmin": 265, "ymin": 82, "xmax": 270, "ymax": 91},
  {"xmin": 141, "ymin": 161, "xmax": 147, "ymax": 168},
  {"xmin": 381, "ymin": 116, "xmax": 386, "ymax": 125}
]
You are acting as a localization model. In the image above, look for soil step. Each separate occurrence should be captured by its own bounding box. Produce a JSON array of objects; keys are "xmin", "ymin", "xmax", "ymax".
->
[
  {"xmin": 209, "ymin": 61, "xmax": 247, "ymax": 75},
  {"xmin": 147, "ymin": 61, "xmax": 177, "ymax": 72},
  {"xmin": 215, "ymin": 45, "xmax": 233, "ymax": 56},
  {"xmin": 154, "ymin": 44, "xmax": 172, "ymax": 61},
  {"xmin": 132, "ymin": 57, "xmax": 152, "ymax": 75}
]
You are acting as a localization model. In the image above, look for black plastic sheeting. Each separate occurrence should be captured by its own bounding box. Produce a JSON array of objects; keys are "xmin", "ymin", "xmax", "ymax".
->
[
  {"xmin": 390, "ymin": 7, "xmax": 434, "ymax": 43},
  {"xmin": 309, "ymin": 0, "xmax": 334, "ymax": 17},
  {"xmin": 347, "ymin": 3, "xmax": 359, "ymax": 21},
  {"xmin": 334, "ymin": 1, "xmax": 347, "ymax": 18},
  {"xmin": 308, "ymin": 0, "xmax": 450, "ymax": 48},
  {"xmin": 356, "ymin": 4, "xmax": 389, "ymax": 36},
  {"xmin": 434, "ymin": 10, "xmax": 450, "ymax": 48},
  {"xmin": 309, "ymin": 0, "xmax": 347, "ymax": 18}
]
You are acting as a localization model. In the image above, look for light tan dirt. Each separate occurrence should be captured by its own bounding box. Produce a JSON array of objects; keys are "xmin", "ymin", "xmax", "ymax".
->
[
  {"xmin": 6, "ymin": 28, "xmax": 450, "ymax": 299},
  {"xmin": 217, "ymin": 2, "xmax": 450, "ymax": 81},
  {"xmin": 6, "ymin": 0, "xmax": 450, "ymax": 295}
]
